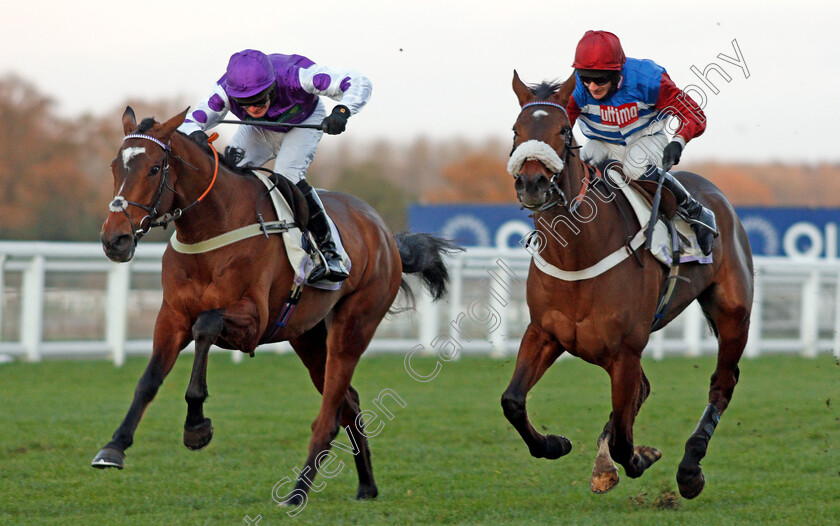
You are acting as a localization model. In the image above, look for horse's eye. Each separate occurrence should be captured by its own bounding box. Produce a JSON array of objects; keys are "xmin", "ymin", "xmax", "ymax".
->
[{"xmin": 149, "ymin": 166, "xmax": 161, "ymax": 177}]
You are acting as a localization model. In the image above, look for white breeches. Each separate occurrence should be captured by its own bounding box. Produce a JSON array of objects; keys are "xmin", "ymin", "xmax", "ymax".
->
[
  {"xmin": 230, "ymin": 100, "xmax": 327, "ymax": 183},
  {"xmin": 580, "ymin": 131, "xmax": 669, "ymax": 180}
]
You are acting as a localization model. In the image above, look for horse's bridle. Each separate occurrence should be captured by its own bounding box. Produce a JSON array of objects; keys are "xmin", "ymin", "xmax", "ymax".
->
[
  {"xmin": 109, "ymin": 133, "xmax": 216, "ymax": 244},
  {"xmin": 512, "ymin": 101, "xmax": 580, "ymax": 212}
]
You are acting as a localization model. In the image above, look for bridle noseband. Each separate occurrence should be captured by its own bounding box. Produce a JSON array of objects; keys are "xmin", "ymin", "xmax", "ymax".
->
[{"xmin": 512, "ymin": 101, "xmax": 580, "ymax": 212}]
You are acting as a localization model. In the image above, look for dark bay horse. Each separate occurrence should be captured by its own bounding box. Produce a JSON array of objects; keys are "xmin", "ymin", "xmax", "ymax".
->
[
  {"xmin": 501, "ymin": 72, "xmax": 754, "ymax": 499},
  {"xmin": 92, "ymin": 107, "xmax": 458, "ymax": 505}
]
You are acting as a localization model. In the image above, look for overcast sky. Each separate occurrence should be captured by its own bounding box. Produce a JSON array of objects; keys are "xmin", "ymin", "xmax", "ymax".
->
[{"xmin": 2, "ymin": 0, "xmax": 837, "ymax": 163}]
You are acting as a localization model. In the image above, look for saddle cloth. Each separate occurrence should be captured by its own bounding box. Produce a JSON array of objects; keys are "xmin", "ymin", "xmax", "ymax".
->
[
  {"xmin": 254, "ymin": 173, "xmax": 351, "ymax": 290},
  {"xmin": 604, "ymin": 169, "xmax": 713, "ymax": 266}
]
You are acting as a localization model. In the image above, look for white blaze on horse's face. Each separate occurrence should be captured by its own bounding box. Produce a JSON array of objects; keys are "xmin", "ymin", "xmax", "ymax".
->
[
  {"xmin": 532, "ymin": 109, "xmax": 549, "ymax": 118},
  {"xmin": 122, "ymin": 147, "xmax": 145, "ymax": 170}
]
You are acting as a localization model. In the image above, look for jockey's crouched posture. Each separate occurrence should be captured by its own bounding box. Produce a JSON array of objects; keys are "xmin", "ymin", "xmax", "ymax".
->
[
  {"xmin": 567, "ymin": 31, "xmax": 717, "ymax": 255},
  {"xmin": 178, "ymin": 49, "xmax": 372, "ymax": 282}
]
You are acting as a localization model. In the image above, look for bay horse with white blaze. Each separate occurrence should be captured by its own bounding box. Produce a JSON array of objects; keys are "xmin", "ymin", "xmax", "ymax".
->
[
  {"xmin": 92, "ymin": 107, "xmax": 458, "ymax": 505},
  {"xmin": 501, "ymin": 72, "xmax": 754, "ymax": 498}
]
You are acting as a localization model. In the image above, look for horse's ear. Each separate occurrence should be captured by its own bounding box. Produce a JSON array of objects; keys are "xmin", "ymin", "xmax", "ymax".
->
[
  {"xmin": 551, "ymin": 71, "xmax": 577, "ymax": 108},
  {"xmin": 512, "ymin": 70, "xmax": 533, "ymax": 107},
  {"xmin": 159, "ymin": 107, "xmax": 190, "ymax": 141},
  {"xmin": 122, "ymin": 106, "xmax": 137, "ymax": 135}
]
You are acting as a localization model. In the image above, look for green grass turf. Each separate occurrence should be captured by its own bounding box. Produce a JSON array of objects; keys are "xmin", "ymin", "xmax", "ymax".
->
[{"xmin": 1, "ymin": 352, "xmax": 838, "ymax": 525}]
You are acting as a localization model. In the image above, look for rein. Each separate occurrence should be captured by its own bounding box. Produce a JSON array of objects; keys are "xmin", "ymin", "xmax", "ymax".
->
[
  {"xmin": 542, "ymin": 156, "xmax": 599, "ymax": 214},
  {"xmin": 108, "ymin": 132, "xmax": 220, "ymax": 243}
]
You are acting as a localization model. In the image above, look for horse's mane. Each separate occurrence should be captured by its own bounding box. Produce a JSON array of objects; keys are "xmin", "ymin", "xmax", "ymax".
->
[
  {"xmin": 172, "ymin": 129, "xmax": 250, "ymax": 175},
  {"xmin": 135, "ymin": 116, "xmax": 259, "ymax": 175},
  {"xmin": 529, "ymin": 80, "xmax": 565, "ymax": 100}
]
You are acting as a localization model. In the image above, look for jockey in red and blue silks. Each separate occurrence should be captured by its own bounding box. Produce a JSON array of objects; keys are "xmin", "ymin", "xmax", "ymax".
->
[
  {"xmin": 178, "ymin": 49, "xmax": 372, "ymax": 282},
  {"xmin": 567, "ymin": 30, "xmax": 716, "ymax": 256}
]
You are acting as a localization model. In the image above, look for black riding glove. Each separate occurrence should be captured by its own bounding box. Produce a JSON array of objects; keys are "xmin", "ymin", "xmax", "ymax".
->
[
  {"xmin": 189, "ymin": 129, "xmax": 209, "ymax": 145},
  {"xmin": 321, "ymin": 105, "xmax": 350, "ymax": 135},
  {"xmin": 662, "ymin": 141, "xmax": 683, "ymax": 171},
  {"xmin": 188, "ymin": 130, "xmax": 213, "ymax": 154}
]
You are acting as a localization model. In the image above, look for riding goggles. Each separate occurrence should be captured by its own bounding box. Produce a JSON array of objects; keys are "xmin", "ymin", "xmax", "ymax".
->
[
  {"xmin": 579, "ymin": 75, "xmax": 612, "ymax": 86},
  {"xmin": 232, "ymin": 93, "xmax": 271, "ymax": 108}
]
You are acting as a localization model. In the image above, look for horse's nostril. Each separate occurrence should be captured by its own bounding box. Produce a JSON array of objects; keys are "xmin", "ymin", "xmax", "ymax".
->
[
  {"xmin": 115, "ymin": 234, "xmax": 133, "ymax": 251},
  {"xmin": 103, "ymin": 234, "xmax": 132, "ymax": 252},
  {"xmin": 535, "ymin": 174, "xmax": 550, "ymax": 191}
]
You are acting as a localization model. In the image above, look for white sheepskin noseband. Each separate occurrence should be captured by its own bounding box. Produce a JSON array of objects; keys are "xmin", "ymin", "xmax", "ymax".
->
[{"xmin": 507, "ymin": 140, "xmax": 565, "ymax": 177}]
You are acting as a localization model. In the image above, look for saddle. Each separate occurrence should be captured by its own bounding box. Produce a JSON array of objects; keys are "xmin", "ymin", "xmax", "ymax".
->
[
  {"xmin": 222, "ymin": 146, "xmax": 309, "ymax": 231},
  {"xmin": 601, "ymin": 164, "xmax": 711, "ymax": 266},
  {"xmin": 632, "ymin": 179, "xmax": 678, "ymax": 219},
  {"xmin": 251, "ymin": 172, "xmax": 350, "ymax": 291},
  {"xmin": 604, "ymin": 163, "xmax": 679, "ymax": 219},
  {"xmin": 264, "ymin": 171, "xmax": 310, "ymax": 233}
]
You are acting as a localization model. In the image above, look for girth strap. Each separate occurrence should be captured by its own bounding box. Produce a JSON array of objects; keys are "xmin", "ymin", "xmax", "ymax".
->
[
  {"xmin": 169, "ymin": 221, "xmax": 295, "ymax": 254},
  {"xmin": 651, "ymin": 218, "xmax": 690, "ymax": 330}
]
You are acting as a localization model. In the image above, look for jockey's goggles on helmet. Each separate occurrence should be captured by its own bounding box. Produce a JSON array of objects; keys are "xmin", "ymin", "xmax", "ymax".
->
[
  {"xmin": 576, "ymin": 69, "xmax": 616, "ymax": 86},
  {"xmin": 579, "ymin": 76, "xmax": 612, "ymax": 86},
  {"xmin": 578, "ymin": 73, "xmax": 613, "ymax": 86},
  {"xmin": 231, "ymin": 86, "xmax": 273, "ymax": 107}
]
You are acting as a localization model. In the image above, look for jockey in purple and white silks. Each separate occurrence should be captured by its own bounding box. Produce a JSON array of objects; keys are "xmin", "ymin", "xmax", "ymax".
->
[{"xmin": 178, "ymin": 49, "xmax": 372, "ymax": 283}]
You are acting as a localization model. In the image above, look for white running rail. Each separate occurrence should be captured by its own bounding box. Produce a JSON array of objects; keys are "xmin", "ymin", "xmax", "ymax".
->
[{"xmin": 1, "ymin": 242, "xmax": 838, "ymax": 365}]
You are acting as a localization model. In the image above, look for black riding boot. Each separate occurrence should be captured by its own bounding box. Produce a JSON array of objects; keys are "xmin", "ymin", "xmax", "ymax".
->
[
  {"xmin": 296, "ymin": 180, "xmax": 349, "ymax": 283},
  {"xmin": 657, "ymin": 170, "xmax": 717, "ymax": 256}
]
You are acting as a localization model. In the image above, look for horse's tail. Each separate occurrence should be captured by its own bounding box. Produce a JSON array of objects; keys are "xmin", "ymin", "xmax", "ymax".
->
[{"xmin": 394, "ymin": 232, "xmax": 463, "ymax": 302}]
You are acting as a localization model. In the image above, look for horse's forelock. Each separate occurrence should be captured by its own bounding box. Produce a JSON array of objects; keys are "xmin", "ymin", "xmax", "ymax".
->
[
  {"xmin": 136, "ymin": 118, "xmax": 156, "ymax": 134},
  {"xmin": 530, "ymin": 80, "xmax": 564, "ymax": 101}
]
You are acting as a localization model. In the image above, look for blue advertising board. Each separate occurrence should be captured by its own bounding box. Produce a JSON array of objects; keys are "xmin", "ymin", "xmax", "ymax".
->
[{"xmin": 409, "ymin": 204, "xmax": 840, "ymax": 259}]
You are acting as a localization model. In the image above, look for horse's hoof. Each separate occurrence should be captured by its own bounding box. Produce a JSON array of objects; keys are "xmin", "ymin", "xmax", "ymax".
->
[
  {"xmin": 635, "ymin": 445, "xmax": 663, "ymax": 466},
  {"xmin": 542, "ymin": 434, "xmax": 572, "ymax": 459},
  {"xmin": 280, "ymin": 493, "xmax": 306, "ymax": 507},
  {"xmin": 625, "ymin": 445, "xmax": 663, "ymax": 479},
  {"xmin": 91, "ymin": 447, "xmax": 125, "ymax": 469},
  {"xmin": 677, "ymin": 469, "xmax": 705, "ymax": 499},
  {"xmin": 590, "ymin": 467, "xmax": 620, "ymax": 494},
  {"xmin": 184, "ymin": 418, "xmax": 213, "ymax": 450},
  {"xmin": 356, "ymin": 484, "xmax": 378, "ymax": 500},
  {"xmin": 591, "ymin": 435, "xmax": 619, "ymax": 492}
]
